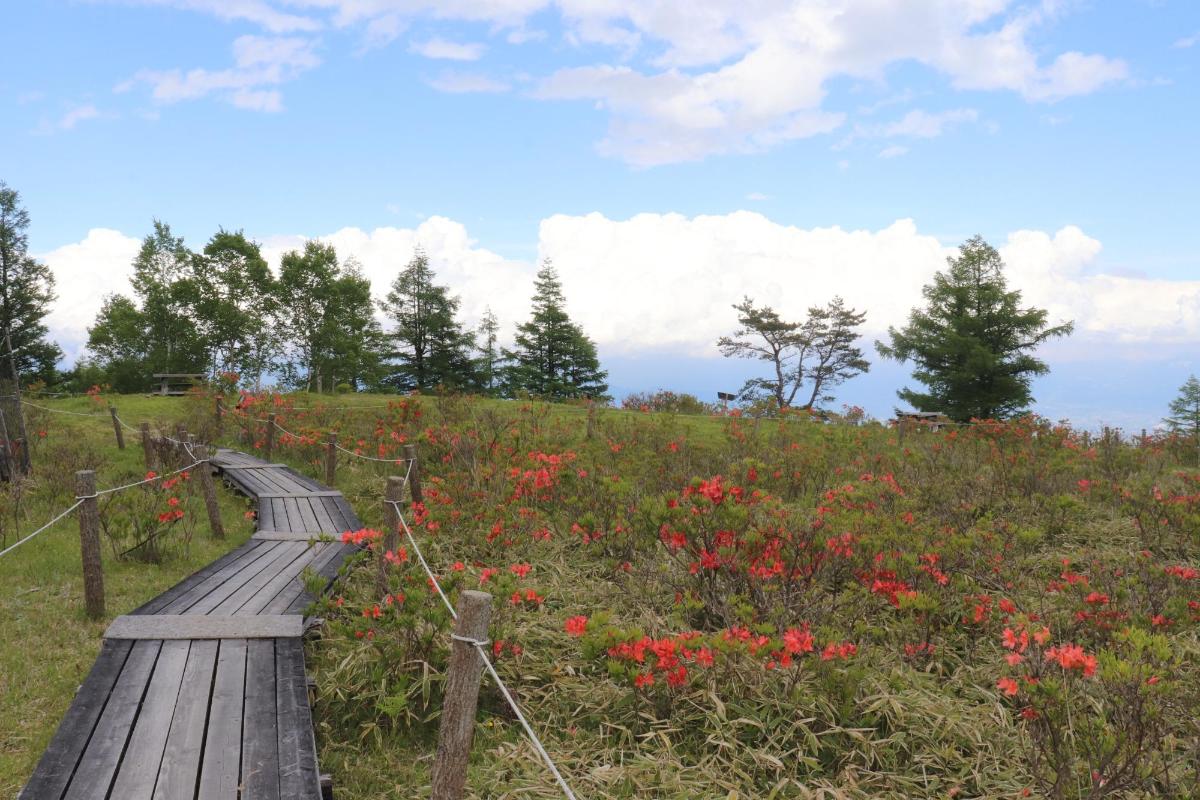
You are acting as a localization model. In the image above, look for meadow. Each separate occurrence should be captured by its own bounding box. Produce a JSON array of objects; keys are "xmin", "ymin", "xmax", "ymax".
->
[{"xmin": 3, "ymin": 391, "xmax": 1199, "ymax": 799}]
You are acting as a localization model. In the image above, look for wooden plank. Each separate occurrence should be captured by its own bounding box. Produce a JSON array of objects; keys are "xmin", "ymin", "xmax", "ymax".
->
[
  {"xmin": 275, "ymin": 638, "xmax": 322, "ymax": 799},
  {"xmin": 197, "ymin": 640, "xmax": 246, "ymax": 800},
  {"xmin": 19, "ymin": 640, "xmax": 134, "ymax": 800},
  {"xmin": 160, "ymin": 542, "xmax": 285, "ymax": 614},
  {"xmin": 105, "ymin": 614, "xmax": 304, "ymax": 640},
  {"xmin": 295, "ymin": 497, "xmax": 321, "ymax": 534},
  {"xmin": 152, "ymin": 640, "xmax": 218, "ymax": 800},
  {"xmin": 256, "ymin": 496, "xmax": 276, "ymax": 529},
  {"xmin": 62, "ymin": 640, "xmax": 162, "ymax": 800},
  {"xmin": 236, "ymin": 545, "xmax": 329, "ymax": 615},
  {"xmin": 255, "ymin": 491, "xmax": 342, "ymax": 499},
  {"xmin": 108, "ymin": 640, "xmax": 191, "ymax": 798},
  {"xmin": 134, "ymin": 541, "xmax": 265, "ymax": 616},
  {"xmin": 271, "ymin": 499, "xmax": 287, "ymax": 532},
  {"xmin": 242, "ymin": 639, "xmax": 280, "ymax": 800},
  {"xmin": 282, "ymin": 498, "xmax": 302, "ymax": 531},
  {"xmin": 328, "ymin": 496, "xmax": 364, "ymax": 531},
  {"xmin": 306, "ymin": 498, "xmax": 340, "ymax": 535},
  {"xmin": 276, "ymin": 543, "xmax": 354, "ymax": 615},
  {"xmin": 220, "ymin": 463, "xmax": 288, "ymax": 469},
  {"xmin": 252, "ymin": 530, "xmax": 337, "ymax": 541},
  {"xmin": 210, "ymin": 544, "xmax": 309, "ymax": 614}
]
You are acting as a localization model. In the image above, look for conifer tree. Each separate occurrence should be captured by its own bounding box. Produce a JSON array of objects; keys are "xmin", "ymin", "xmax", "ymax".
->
[
  {"xmin": 474, "ymin": 306, "xmax": 501, "ymax": 395},
  {"xmin": 381, "ymin": 248, "xmax": 476, "ymax": 391},
  {"xmin": 504, "ymin": 260, "xmax": 607, "ymax": 400},
  {"xmin": 1165, "ymin": 375, "xmax": 1200, "ymax": 445},
  {"xmin": 876, "ymin": 235, "xmax": 1073, "ymax": 421}
]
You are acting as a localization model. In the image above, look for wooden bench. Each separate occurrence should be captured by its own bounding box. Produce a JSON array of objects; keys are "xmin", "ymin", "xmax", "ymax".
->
[{"xmin": 152, "ymin": 373, "xmax": 206, "ymax": 396}]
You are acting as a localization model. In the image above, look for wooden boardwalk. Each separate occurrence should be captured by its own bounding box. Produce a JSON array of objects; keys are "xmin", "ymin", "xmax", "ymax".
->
[{"xmin": 21, "ymin": 450, "xmax": 360, "ymax": 800}]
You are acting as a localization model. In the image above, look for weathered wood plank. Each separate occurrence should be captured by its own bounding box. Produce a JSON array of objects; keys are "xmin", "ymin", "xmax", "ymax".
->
[
  {"xmin": 242, "ymin": 639, "xmax": 281, "ymax": 800},
  {"xmin": 237, "ymin": 544, "xmax": 329, "ymax": 615},
  {"xmin": 307, "ymin": 498, "xmax": 339, "ymax": 535},
  {"xmin": 141, "ymin": 541, "xmax": 267, "ymax": 616},
  {"xmin": 105, "ymin": 614, "xmax": 304, "ymax": 640},
  {"xmin": 161, "ymin": 541, "xmax": 285, "ymax": 615},
  {"xmin": 282, "ymin": 498, "xmax": 302, "ymax": 531},
  {"xmin": 19, "ymin": 639, "xmax": 134, "ymax": 800},
  {"xmin": 62, "ymin": 640, "xmax": 162, "ymax": 800},
  {"xmin": 152, "ymin": 640, "xmax": 219, "ymax": 800},
  {"xmin": 197, "ymin": 640, "xmax": 246, "ymax": 800},
  {"xmin": 108, "ymin": 639, "xmax": 191, "ymax": 798},
  {"xmin": 256, "ymin": 491, "xmax": 343, "ymax": 499},
  {"xmin": 275, "ymin": 638, "xmax": 322, "ymax": 799},
  {"xmin": 221, "ymin": 463, "xmax": 288, "ymax": 469},
  {"xmin": 252, "ymin": 530, "xmax": 336, "ymax": 541},
  {"xmin": 210, "ymin": 543, "xmax": 309, "ymax": 614},
  {"xmin": 276, "ymin": 543, "xmax": 354, "ymax": 615},
  {"xmin": 295, "ymin": 497, "xmax": 322, "ymax": 534}
]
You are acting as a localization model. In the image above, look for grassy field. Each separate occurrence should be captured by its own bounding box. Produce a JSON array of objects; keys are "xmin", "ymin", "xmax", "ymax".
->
[
  {"xmin": 0, "ymin": 394, "xmax": 256, "ymax": 797},
  {"xmin": 5, "ymin": 392, "xmax": 1200, "ymax": 799}
]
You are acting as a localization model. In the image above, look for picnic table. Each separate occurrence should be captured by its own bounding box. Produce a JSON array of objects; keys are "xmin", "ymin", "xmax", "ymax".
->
[{"xmin": 152, "ymin": 373, "xmax": 206, "ymax": 396}]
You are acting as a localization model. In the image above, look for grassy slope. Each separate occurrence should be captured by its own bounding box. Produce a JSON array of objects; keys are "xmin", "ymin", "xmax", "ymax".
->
[{"xmin": 0, "ymin": 395, "xmax": 256, "ymax": 797}]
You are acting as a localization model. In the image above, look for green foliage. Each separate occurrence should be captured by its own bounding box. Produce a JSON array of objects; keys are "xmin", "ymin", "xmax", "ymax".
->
[
  {"xmin": 717, "ymin": 295, "xmax": 868, "ymax": 410},
  {"xmin": 193, "ymin": 229, "xmax": 276, "ymax": 385},
  {"xmin": 276, "ymin": 244, "xmax": 386, "ymax": 391},
  {"xmin": 381, "ymin": 247, "xmax": 477, "ymax": 392},
  {"xmin": 1164, "ymin": 375, "xmax": 1200, "ymax": 443},
  {"xmin": 502, "ymin": 260, "xmax": 608, "ymax": 400},
  {"xmin": 877, "ymin": 235, "xmax": 1074, "ymax": 421},
  {"xmin": 0, "ymin": 181, "xmax": 63, "ymax": 384}
]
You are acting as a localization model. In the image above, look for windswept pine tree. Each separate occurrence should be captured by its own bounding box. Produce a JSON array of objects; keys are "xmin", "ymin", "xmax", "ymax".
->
[
  {"xmin": 381, "ymin": 247, "xmax": 476, "ymax": 392},
  {"xmin": 503, "ymin": 260, "xmax": 607, "ymax": 400},
  {"xmin": 0, "ymin": 181, "xmax": 63, "ymax": 384}
]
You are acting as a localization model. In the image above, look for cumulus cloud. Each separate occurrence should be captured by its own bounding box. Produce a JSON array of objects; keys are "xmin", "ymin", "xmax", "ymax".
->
[
  {"xmin": 38, "ymin": 229, "xmax": 142, "ymax": 365},
  {"xmin": 119, "ymin": 35, "xmax": 319, "ymax": 110},
  {"xmin": 40, "ymin": 213, "xmax": 1200, "ymax": 368}
]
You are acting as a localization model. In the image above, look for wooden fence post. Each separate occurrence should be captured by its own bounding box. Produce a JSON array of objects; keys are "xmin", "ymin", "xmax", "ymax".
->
[
  {"xmin": 176, "ymin": 426, "xmax": 189, "ymax": 463},
  {"xmin": 76, "ymin": 470, "xmax": 105, "ymax": 619},
  {"xmin": 431, "ymin": 590, "xmax": 493, "ymax": 800},
  {"xmin": 402, "ymin": 443, "xmax": 423, "ymax": 504},
  {"xmin": 194, "ymin": 444, "xmax": 225, "ymax": 539},
  {"xmin": 378, "ymin": 475, "xmax": 406, "ymax": 594},
  {"xmin": 265, "ymin": 413, "xmax": 276, "ymax": 460},
  {"xmin": 586, "ymin": 403, "xmax": 596, "ymax": 440},
  {"xmin": 214, "ymin": 395, "xmax": 224, "ymax": 435},
  {"xmin": 108, "ymin": 405, "xmax": 125, "ymax": 450},
  {"xmin": 325, "ymin": 432, "xmax": 337, "ymax": 487},
  {"xmin": 139, "ymin": 422, "xmax": 155, "ymax": 470}
]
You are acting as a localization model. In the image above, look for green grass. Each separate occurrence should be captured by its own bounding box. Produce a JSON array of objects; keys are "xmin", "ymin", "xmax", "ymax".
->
[{"xmin": 0, "ymin": 394, "xmax": 256, "ymax": 797}]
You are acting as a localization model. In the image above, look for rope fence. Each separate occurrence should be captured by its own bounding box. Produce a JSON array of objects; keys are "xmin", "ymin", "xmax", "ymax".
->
[{"xmin": 385, "ymin": 496, "xmax": 579, "ymax": 800}]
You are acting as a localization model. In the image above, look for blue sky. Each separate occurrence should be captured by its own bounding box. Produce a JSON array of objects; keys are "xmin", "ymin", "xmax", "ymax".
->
[{"xmin": 3, "ymin": 1, "xmax": 1199, "ymax": 430}]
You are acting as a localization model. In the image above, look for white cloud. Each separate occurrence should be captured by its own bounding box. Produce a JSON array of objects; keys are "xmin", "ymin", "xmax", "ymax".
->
[
  {"xmin": 426, "ymin": 70, "xmax": 509, "ymax": 93},
  {"xmin": 410, "ymin": 37, "xmax": 486, "ymax": 60},
  {"xmin": 58, "ymin": 104, "xmax": 101, "ymax": 130},
  {"xmin": 43, "ymin": 214, "xmax": 1198, "ymax": 370},
  {"xmin": 1175, "ymin": 32, "xmax": 1199, "ymax": 48},
  {"xmin": 38, "ymin": 229, "xmax": 142, "ymax": 365},
  {"xmin": 745, "ymin": 192, "xmax": 769, "ymax": 201},
  {"xmin": 105, "ymin": 1, "xmax": 1128, "ymax": 164},
  {"xmin": 878, "ymin": 144, "xmax": 907, "ymax": 159},
  {"xmin": 121, "ymin": 35, "xmax": 319, "ymax": 110}
]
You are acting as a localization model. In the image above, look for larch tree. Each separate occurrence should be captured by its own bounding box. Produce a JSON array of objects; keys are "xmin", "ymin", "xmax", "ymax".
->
[
  {"xmin": 503, "ymin": 260, "xmax": 607, "ymax": 400},
  {"xmin": 0, "ymin": 181, "xmax": 63, "ymax": 384},
  {"xmin": 474, "ymin": 306, "xmax": 501, "ymax": 395},
  {"xmin": 381, "ymin": 247, "xmax": 476, "ymax": 392},
  {"xmin": 876, "ymin": 235, "xmax": 1073, "ymax": 422}
]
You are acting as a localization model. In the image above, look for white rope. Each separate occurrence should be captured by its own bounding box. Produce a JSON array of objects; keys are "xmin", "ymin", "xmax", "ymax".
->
[
  {"xmin": 385, "ymin": 498, "xmax": 579, "ymax": 800},
  {"xmin": 0, "ymin": 500, "xmax": 83, "ymax": 559},
  {"xmin": 91, "ymin": 458, "xmax": 205, "ymax": 497},
  {"xmin": 333, "ymin": 441, "xmax": 415, "ymax": 463},
  {"xmin": 20, "ymin": 400, "xmax": 106, "ymax": 417}
]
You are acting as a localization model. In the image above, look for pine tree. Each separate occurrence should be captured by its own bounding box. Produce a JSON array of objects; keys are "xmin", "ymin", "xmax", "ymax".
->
[
  {"xmin": 504, "ymin": 260, "xmax": 607, "ymax": 400},
  {"xmin": 717, "ymin": 296, "xmax": 868, "ymax": 410},
  {"xmin": 1165, "ymin": 376, "xmax": 1200, "ymax": 444},
  {"xmin": 876, "ymin": 235, "xmax": 1073, "ymax": 422},
  {"xmin": 0, "ymin": 181, "xmax": 63, "ymax": 384},
  {"xmin": 474, "ymin": 306, "xmax": 501, "ymax": 395},
  {"xmin": 381, "ymin": 248, "xmax": 476, "ymax": 392}
]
